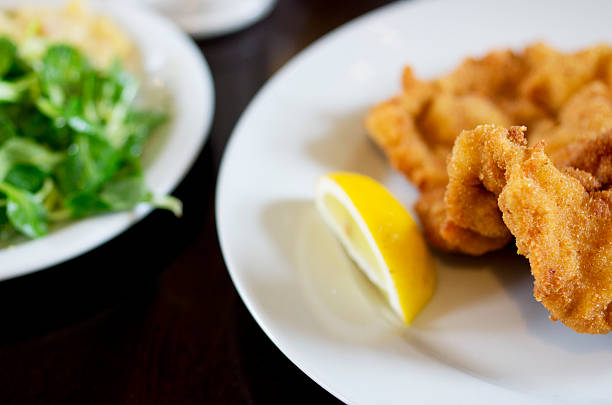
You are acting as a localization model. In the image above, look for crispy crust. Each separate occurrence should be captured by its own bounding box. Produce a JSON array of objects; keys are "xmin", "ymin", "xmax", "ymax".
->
[
  {"xmin": 367, "ymin": 43, "xmax": 612, "ymax": 254},
  {"xmin": 446, "ymin": 125, "xmax": 612, "ymax": 334}
]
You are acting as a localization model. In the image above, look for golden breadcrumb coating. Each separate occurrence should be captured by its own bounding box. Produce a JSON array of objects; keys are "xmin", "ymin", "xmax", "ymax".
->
[
  {"xmin": 446, "ymin": 125, "xmax": 612, "ymax": 334},
  {"xmin": 366, "ymin": 43, "xmax": 612, "ymax": 254}
]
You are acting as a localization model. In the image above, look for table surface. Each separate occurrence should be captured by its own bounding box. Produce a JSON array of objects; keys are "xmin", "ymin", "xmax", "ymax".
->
[{"xmin": 0, "ymin": 1, "xmax": 395, "ymax": 403}]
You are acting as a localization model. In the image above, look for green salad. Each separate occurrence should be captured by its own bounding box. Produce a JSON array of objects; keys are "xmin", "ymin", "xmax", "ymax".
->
[{"xmin": 0, "ymin": 37, "xmax": 180, "ymax": 240}]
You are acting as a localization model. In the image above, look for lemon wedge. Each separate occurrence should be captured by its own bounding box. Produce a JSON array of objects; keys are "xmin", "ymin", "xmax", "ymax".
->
[{"xmin": 315, "ymin": 172, "xmax": 436, "ymax": 324}]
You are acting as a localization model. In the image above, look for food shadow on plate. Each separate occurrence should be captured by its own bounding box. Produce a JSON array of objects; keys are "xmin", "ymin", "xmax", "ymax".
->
[
  {"xmin": 489, "ymin": 254, "xmax": 612, "ymax": 352},
  {"xmin": 304, "ymin": 108, "xmax": 389, "ymax": 181},
  {"xmin": 420, "ymin": 243, "xmax": 612, "ymax": 353},
  {"xmin": 411, "ymin": 245, "xmax": 532, "ymax": 330}
]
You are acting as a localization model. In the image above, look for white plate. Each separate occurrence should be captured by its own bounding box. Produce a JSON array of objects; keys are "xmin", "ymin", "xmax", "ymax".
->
[
  {"xmin": 216, "ymin": 0, "xmax": 612, "ymax": 403},
  {"xmin": 0, "ymin": 0, "xmax": 214, "ymax": 280}
]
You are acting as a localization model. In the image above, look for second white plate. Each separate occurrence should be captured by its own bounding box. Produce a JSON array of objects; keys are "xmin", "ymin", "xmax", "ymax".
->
[{"xmin": 0, "ymin": 0, "xmax": 214, "ymax": 280}]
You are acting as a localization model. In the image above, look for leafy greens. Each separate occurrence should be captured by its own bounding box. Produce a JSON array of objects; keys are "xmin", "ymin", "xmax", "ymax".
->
[{"xmin": 0, "ymin": 37, "xmax": 180, "ymax": 240}]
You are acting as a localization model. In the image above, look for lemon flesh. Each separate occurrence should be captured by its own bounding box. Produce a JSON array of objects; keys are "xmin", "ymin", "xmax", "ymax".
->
[{"xmin": 315, "ymin": 172, "xmax": 436, "ymax": 324}]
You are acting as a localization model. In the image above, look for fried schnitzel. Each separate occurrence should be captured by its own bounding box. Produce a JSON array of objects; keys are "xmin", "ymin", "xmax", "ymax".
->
[
  {"xmin": 444, "ymin": 125, "xmax": 612, "ymax": 334},
  {"xmin": 366, "ymin": 43, "xmax": 612, "ymax": 254}
]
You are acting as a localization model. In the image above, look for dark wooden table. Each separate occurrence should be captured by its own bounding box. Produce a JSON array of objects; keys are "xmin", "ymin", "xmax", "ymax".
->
[{"xmin": 0, "ymin": 1, "xmax": 394, "ymax": 403}]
